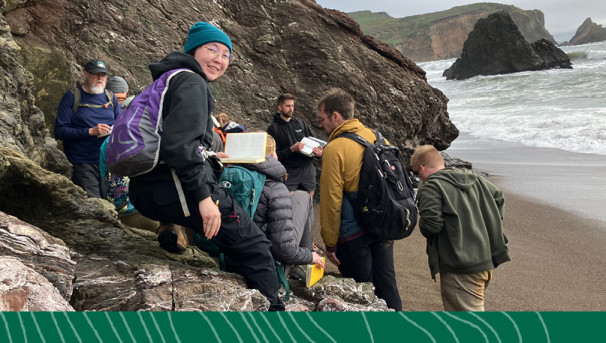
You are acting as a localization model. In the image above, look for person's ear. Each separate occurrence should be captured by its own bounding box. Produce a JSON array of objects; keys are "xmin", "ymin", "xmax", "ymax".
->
[{"xmin": 417, "ymin": 165, "xmax": 425, "ymax": 179}]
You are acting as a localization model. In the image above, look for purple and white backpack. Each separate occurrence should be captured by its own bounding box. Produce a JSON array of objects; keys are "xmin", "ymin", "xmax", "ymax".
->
[
  {"xmin": 106, "ymin": 68, "xmax": 193, "ymax": 177},
  {"xmin": 106, "ymin": 68, "xmax": 194, "ymax": 217}
]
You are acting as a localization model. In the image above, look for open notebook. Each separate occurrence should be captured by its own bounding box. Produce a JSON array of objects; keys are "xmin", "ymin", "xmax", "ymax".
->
[
  {"xmin": 219, "ymin": 132, "xmax": 267, "ymax": 164},
  {"xmin": 299, "ymin": 136, "xmax": 327, "ymax": 157}
]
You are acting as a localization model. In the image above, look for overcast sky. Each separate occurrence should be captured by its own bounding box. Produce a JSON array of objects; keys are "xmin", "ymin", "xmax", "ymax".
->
[{"xmin": 315, "ymin": 0, "xmax": 606, "ymax": 42}]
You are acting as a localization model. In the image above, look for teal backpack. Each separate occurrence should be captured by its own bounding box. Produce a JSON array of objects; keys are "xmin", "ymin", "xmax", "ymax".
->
[
  {"xmin": 218, "ymin": 166, "xmax": 266, "ymax": 218},
  {"xmin": 194, "ymin": 165, "xmax": 292, "ymax": 300}
]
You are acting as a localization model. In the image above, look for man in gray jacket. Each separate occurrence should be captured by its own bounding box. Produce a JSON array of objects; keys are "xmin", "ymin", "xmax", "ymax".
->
[{"xmin": 412, "ymin": 145, "xmax": 510, "ymax": 311}]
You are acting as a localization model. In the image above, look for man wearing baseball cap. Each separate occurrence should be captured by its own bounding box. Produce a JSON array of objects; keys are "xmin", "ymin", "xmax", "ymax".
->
[
  {"xmin": 54, "ymin": 59, "xmax": 121, "ymax": 198},
  {"xmin": 129, "ymin": 22, "xmax": 284, "ymax": 310}
]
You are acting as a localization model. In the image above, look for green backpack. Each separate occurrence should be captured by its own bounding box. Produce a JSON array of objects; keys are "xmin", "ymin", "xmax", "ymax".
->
[
  {"xmin": 218, "ymin": 166, "xmax": 266, "ymax": 218},
  {"xmin": 194, "ymin": 165, "xmax": 292, "ymax": 301}
]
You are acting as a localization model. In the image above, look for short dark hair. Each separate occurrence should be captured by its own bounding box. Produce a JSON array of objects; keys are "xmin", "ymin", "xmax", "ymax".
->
[
  {"xmin": 317, "ymin": 88, "xmax": 355, "ymax": 119},
  {"xmin": 277, "ymin": 93, "xmax": 296, "ymax": 106}
]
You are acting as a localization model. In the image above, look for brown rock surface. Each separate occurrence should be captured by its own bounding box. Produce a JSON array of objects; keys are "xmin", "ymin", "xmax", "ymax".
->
[
  {"xmin": 70, "ymin": 255, "xmax": 270, "ymax": 311},
  {"xmin": 0, "ymin": 212, "xmax": 75, "ymax": 300},
  {"xmin": 0, "ymin": 256, "xmax": 74, "ymax": 311}
]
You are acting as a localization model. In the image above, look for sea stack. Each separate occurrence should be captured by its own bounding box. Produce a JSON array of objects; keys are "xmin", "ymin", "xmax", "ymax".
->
[{"xmin": 443, "ymin": 10, "xmax": 572, "ymax": 80}]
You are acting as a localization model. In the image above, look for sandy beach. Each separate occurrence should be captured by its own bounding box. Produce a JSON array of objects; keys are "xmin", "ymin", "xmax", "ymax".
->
[{"xmin": 313, "ymin": 134, "xmax": 606, "ymax": 311}]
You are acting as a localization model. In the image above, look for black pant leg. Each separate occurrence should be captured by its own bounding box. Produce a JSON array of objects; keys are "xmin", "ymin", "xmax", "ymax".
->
[
  {"xmin": 370, "ymin": 239, "xmax": 402, "ymax": 311},
  {"xmin": 72, "ymin": 163, "xmax": 101, "ymax": 198},
  {"xmin": 130, "ymin": 180, "xmax": 282, "ymax": 310},
  {"xmin": 337, "ymin": 235, "xmax": 402, "ymax": 311},
  {"xmin": 336, "ymin": 235, "xmax": 373, "ymax": 282},
  {"xmin": 209, "ymin": 187, "xmax": 281, "ymax": 308}
]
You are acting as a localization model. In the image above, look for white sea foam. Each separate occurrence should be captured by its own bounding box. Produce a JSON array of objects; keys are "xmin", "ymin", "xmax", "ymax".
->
[{"xmin": 419, "ymin": 40, "xmax": 606, "ymax": 156}]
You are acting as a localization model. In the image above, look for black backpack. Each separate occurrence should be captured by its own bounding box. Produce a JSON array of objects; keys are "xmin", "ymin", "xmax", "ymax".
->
[{"xmin": 338, "ymin": 131, "xmax": 418, "ymax": 240}]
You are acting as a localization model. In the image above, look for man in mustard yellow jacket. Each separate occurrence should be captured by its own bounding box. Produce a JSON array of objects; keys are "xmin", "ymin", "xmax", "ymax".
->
[{"xmin": 317, "ymin": 88, "xmax": 402, "ymax": 311}]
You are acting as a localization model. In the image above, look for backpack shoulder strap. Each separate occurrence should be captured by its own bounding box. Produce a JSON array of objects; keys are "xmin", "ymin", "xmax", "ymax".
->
[
  {"xmin": 70, "ymin": 87, "xmax": 81, "ymax": 115},
  {"xmin": 275, "ymin": 261, "xmax": 290, "ymax": 301},
  {"xmin": 223, "ymin": 165, "xmax": 250, "ymax": 175},
  {"xmin": 337, "ymin": 132, "xmax": 372, "ymax": 147},
  {"xmin": 373, "ymin": 130, "xmax": 388, "ymax": 145},
  {"xmin": 105, "ymin": 89, "xmax": 114, "ymax": 109},
  {"xmin": 70, "ymin": 87, "xmax": 115, "ymax": 113}
]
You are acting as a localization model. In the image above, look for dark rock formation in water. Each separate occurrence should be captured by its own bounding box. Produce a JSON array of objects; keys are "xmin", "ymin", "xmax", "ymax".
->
[
  {"xmin": 531, "ymin": 39, "xmax": 573, "ymax": 69},
  {"xmin": 443, "ymin": 11, "xmax": 572, "ymax": 80},
  {"xmin": 349, "ymin": 4, "xmax": 555, "ymax": 62}
]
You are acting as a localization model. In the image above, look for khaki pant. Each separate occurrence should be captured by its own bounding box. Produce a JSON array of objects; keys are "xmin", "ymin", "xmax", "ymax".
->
[
  {"xmin": 440, "ymin": 270, "xmax": 493, "ymax": 311},
  {"xmin": 119, "ymin": 212, "xmax": 158, "ymax": 232}
]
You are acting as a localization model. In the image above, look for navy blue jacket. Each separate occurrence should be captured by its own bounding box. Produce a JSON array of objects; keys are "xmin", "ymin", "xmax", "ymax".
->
[{"xmin": 54, "ymin": 87, "xmax": 120, "ymax": 163}]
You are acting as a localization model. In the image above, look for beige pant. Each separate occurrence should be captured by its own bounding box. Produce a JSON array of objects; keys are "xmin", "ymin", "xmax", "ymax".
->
[
  {"xmin": 119, "ymin": 212, "xmax": 158, "ymax": 232},
  {"xmin": 440, "ymin": 270, "xmax": 493, "ymax": 311}
]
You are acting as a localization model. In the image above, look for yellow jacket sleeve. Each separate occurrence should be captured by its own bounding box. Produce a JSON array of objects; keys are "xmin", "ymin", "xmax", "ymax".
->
[{"xmin": 319, "ymin": 143, "xmax": 345, "ymax": 248}]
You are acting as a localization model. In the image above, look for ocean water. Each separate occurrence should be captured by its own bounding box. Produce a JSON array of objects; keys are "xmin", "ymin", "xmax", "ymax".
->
[{"xmin": 418, "ymin": 40, "xmax": 606, "ymax": 156}]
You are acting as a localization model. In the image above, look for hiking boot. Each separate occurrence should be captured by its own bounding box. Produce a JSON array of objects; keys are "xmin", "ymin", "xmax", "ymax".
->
[
  {"xmin": 269, "ymin": 298, "xmax": 285, "ymax": 311},
  {"xmin": 288, "ymin": 265, "xmax": 306, "ymax": 281},
  {"xmin": 157, "ymin": 222, "xmax": 187, "ymax": 253}
]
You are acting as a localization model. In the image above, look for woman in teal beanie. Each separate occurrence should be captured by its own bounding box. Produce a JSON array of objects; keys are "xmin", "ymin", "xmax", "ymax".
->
[{"xmin": 130, "ymin": 22, "xmax": 285, "ymax": 311}]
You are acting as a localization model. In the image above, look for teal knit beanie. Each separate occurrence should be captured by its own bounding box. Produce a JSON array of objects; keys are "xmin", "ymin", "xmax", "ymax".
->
[{"xmin": 184, "ymin": 22, "xmax": 232, "ymax": 54}]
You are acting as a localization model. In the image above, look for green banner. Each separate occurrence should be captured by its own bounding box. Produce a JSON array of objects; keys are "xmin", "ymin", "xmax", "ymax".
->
[{"xmin": 0, "ymin": 311, "xmax": 602, "ymax": 342}]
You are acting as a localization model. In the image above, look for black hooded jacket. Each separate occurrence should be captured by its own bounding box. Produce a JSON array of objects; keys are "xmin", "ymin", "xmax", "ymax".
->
[
  {"xmin": 266, "ymin": 114, "xmax": 314, "ymax": 170},
  {"xmin": 131, "ymin": 51, "xmax": 216, "ymax": 202}
]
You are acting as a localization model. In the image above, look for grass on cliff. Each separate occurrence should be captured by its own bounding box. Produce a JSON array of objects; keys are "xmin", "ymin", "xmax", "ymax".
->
[{"xmin": 348, "ymin": 3, "xmax": 529, "ymax": 45}]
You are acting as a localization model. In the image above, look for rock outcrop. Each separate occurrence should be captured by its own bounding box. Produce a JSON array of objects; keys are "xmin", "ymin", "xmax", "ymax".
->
[
  {"xmin": 0, "ymin": 211, "xmax": 75, "ymax": 300},
  {"xmin": 443, "ymin": 11, "xmax": 571, "ymax": 80},
  {"xmin": 349, "ymin": 4, "xmax": 555, "ymax": 62},
  {"xmin": 0, "ymin": 202, "xmax": 391, "ymax": 312},
  {"xmin": 0, "ymin": 0, "xmax": 457, "ymax": 312},
  {"xmin": 568, "ymin": 18, "xmax": 606, "ymax": 45},
  {"xmin": 0, "ymin": 3, "xmax": 70, "ymax": 176},
  {"xmin": 0, "ymin": 256, "xmax": 74, "ymax": 311}
]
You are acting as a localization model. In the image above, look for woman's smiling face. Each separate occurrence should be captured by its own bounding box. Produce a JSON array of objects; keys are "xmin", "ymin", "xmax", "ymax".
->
[{"xmin": 193, "ymin": 42, "xmax": 231, "ymax": 81}]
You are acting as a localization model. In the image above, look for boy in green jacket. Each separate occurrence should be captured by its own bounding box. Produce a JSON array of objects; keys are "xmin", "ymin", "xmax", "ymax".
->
[{"xmin": 412, "ymin": 145, "xmax": 510, "ymax": 311}]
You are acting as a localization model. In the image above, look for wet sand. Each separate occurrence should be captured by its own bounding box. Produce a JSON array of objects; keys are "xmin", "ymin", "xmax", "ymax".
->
[{"xmin": 313, "ymin": 134, "xmax": 606, "ymax": 311}]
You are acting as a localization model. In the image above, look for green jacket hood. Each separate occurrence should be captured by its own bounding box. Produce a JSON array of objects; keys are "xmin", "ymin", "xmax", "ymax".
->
[{"xmin": 428, "ymin": 167, "xmax": 479, "ymax": 191}]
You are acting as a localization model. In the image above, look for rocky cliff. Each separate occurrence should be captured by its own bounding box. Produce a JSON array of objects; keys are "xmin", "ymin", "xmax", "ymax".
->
[
  {"xmin": 0, "ymin": 0, "xmax": 457, "ymax": 311},
  {"xmin": 443, "ymin": 11, "xmax": 571, "ymax": 80},
  {"xmin": 567, "ymin": 18, "xmax": 606, "ymax": 45},
  {"xmin": 349, "ymin": 3, "xmax": 555, "ymax": 62},
  {"xmin": 3, "ymin": 0, "xmax": 458, "ymax": 159}
]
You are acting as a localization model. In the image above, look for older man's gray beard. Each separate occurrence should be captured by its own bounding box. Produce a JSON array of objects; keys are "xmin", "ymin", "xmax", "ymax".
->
[
  {"xmin": 86, "ymin": 78, "xmax": 106, "ymax": 94},
  {"xmin": 89, "ymin": 84, "xmax": 105, "ymax": 94}
]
